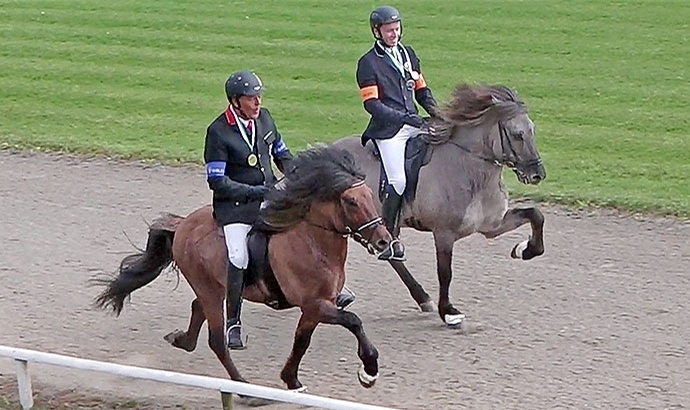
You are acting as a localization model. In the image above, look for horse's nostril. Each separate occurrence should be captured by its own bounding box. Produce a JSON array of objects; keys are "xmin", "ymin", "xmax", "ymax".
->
[{"xmin": 376, "ymin": 239, "xmax": 389, "ymax": 250}]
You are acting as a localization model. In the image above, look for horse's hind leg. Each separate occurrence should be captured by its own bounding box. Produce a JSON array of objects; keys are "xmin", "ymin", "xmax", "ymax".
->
[
  {"xmin": 388, "ymin": 260, "xmax": 434, "ymax": 312},
  {"xmin": 482, "ymin": 207, "xmax": 545, "ymax": 260},
  {"xmin": 204, "ymin": 297, "xmax": 246, "ymax": 382},
  {"xmin": 164, "ymin": 298, "xmax": 205, "ymax": 352}
]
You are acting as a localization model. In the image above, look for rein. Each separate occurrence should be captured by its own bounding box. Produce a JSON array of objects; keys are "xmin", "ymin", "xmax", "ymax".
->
[{"xmin": 443, "ymin": 122, "xmax": 542, "ymax": 171}]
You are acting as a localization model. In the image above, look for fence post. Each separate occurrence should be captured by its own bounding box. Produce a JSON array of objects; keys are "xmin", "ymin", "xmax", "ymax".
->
[
  {"xmin": 221, "ymin": 391, "xmax": 233, "ymax": 410},
  {"xmin": 14, "ymin": 358, "xmax": 34, "ymax": 410}
]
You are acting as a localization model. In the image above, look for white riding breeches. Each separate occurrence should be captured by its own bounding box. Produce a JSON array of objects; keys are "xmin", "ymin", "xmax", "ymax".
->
[
  {"xmin": 222, "ymin": 223, "xmax": 252, "ymax": 269},
  {"xmin": 375, "ymin": 125, "xmax": 422, "ymax": 195}
]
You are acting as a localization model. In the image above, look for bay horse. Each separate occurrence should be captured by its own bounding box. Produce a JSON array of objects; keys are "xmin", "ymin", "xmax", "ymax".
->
[
  {"xmin": 332, "ymin": 84, "xmax": 547, "ymax": 326},
  {"xmin": 93, "ymin": 145, "xmax": 392, "ymax": 391}
]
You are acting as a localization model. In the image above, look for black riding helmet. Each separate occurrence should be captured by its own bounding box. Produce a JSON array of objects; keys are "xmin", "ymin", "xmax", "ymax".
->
[
  {"xmin": 225, "ymin": 71, "xmax": 264, "ymax": 101},
  {"xmin": 369, "ymin": 5, "xmax": 402, "ymax": 40}
]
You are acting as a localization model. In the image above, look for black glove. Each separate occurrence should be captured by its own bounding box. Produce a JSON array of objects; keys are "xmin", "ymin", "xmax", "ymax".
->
[
  {"xmin": 403, "ymin": 113, "xmax": 424, "ymax": 128},
  {"xmin": 246, "ymin": 185, "xmax": 270, "ymax": 202}
]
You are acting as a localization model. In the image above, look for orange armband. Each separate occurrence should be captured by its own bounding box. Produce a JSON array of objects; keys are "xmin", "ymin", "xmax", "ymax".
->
[
  {"xmin": 359, "ymin": 85, "xmax": 379, "ymax": 101},
  {"xmin": 414, "ymin": 74, "xmax": 427, "ymax": 90}
]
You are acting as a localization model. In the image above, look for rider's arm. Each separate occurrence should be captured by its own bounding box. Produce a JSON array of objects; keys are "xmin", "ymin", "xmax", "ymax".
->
[
  {"xmin": 357, "ymin": 59, "xmax": 423, "ymax": 128},
  {"xmin": 203, "ymin": 126, "xmax": 267, "ymax": 202}
]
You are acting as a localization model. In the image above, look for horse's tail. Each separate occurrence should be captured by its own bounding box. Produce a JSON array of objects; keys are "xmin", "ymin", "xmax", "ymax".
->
[{"xmin": 93, "ymin": 213, "xmax": 184, "ymax": 316}]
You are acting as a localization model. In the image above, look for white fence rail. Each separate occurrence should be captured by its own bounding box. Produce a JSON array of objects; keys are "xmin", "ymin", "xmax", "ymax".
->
[{"xmin": 0, "ymin": 345, "xmax": 399, "ymax": 410}]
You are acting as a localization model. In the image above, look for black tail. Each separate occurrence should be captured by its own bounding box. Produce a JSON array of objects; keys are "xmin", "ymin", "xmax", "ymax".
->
[{"xmin": 93, "ymin": 227, "xmax": 176, "ymax": 315}]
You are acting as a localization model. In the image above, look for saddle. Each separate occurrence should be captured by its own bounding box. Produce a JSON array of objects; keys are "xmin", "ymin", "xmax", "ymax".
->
[
  {"xmin": 369, "ymin": 132, "xmax": 434, "ymax": 203},
  {"xmin": 218, "ymin": 221, "xmax": 292, "ymax": 310}
]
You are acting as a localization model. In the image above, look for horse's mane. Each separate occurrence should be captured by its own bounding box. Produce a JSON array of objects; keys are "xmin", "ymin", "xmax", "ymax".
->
[
  {"xmin": 429, "ymin": 84, "xmax": 526, "ymax": 144},
  {"xmin": 260, "ymin": 144, "xmax": 366, "ymax": 230}
]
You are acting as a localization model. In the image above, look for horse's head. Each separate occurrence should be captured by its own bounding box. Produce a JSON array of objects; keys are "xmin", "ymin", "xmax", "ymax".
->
[
  {"xmin": 261, "ymin": 145, "xmax": 392, "ymax": 254},
  {"xmin": 338, "ymin": 180, "xmax": 392, "ymax": 254},
  {"xmin": 498, "ymin": 110, "xmax": 546, "ymax": 185},
  {"xmin": 434, "ymin": 84, "xmax": 546, "ymax": 185}
]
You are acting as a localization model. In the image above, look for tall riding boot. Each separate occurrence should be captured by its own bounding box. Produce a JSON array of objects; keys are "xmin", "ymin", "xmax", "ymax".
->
[
  {"xmin": 226, "ymin": 263, "xmax": 246, "ymax": 350},
  {"xmin": 378, "ymin": 185, "xmax": 405, "ymax": 261}
]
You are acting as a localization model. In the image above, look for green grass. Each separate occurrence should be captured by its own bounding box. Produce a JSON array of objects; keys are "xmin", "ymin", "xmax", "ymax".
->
[{"xmin": 1, "ymin": 0, "xmax": 689, "ymax": 216}]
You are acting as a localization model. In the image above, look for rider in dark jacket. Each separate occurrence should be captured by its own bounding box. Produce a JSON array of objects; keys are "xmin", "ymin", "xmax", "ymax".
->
[
  {"xmin": 204, "ymin": 71, "xmax": 354, "ymax": 350},
  {"xmin": 356, "ymin": 5, "xmax": 440, "ymax": 261},
  {"xmin": 204, "ymin": 70, "xmax": 293, "ymax": 350}
]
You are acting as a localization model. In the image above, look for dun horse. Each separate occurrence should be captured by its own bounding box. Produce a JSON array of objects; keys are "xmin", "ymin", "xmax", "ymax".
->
[
  {"xmin": 94, "ymin": 145, "xmax": 392, "ymax": 390},
  {"xmin": 333, "ymin": 84, "xmax": 547, "ymax": 326}
]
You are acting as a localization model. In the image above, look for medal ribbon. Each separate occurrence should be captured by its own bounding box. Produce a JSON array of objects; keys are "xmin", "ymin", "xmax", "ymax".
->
[{"xmin": 230, "ymin": 106, "xmax": 255, "ymax": 151}]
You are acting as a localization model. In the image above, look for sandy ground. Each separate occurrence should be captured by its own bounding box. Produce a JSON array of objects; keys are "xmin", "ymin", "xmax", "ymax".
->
[{"xmin": 1, "ymin": 150, "xmax": 689, "ymax": 410}]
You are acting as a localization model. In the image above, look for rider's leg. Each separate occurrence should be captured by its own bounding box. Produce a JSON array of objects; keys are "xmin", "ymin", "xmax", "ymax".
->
[
  {"xmin": 222, "ymin": 223, "xmax": 252, "ymax": 350},
  {"xmin": 375, "ymin": 125, "xmax": 419, "ymax": 260}
]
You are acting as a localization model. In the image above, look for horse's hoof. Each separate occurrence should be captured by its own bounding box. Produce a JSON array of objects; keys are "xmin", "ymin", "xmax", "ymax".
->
[
  {"xmin": 419, "ymin": 301, "xmax": 436, "ymax": 313},
  {"xmin": 444, "ymin": 313, "xmax": 466, "ymax": 327},
  {"xmin": 163, "ymin": 329, "xmax": 184, "ymax": 345},
  {"xmin": 511, "ymin": 240, "xmax": 529, "ymax": 259},
  {"xmin": 358, "ymin": 364, "xmax": 378, "ymax": 388},
  {"xmin": 290, "ymin": 386, "xmax": 308, "ymax": 393}
]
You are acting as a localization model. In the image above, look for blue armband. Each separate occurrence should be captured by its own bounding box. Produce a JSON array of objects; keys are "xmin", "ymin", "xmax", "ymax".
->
[
  {"xmin": 206, "ymin": 161, "xmax": 226, "ymax": 178},
  {"xmin": 272, "ymin": 139, "xmax": 289, "ymax": 155}
]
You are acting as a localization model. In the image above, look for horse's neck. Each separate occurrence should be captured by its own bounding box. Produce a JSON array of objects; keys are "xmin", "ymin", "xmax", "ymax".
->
[
  {"xmin": 304, "ymin": 202, "xmax": 348, "ymax": 247},
  {"xmin": 449, "ymin": 123, "xmax": 501, "ymax": 163}
]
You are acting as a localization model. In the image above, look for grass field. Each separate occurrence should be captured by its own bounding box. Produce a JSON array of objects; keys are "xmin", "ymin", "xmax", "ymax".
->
[{"xmin": 1, "ymin": 0, "xmax": 689, "ymax": 216}]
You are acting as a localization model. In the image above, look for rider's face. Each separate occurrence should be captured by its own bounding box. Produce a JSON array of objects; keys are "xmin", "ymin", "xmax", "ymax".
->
[
  {"xmin": 378, "ymin": 21, "xmax": 401, "ymax": 47},
  {"xmin": 234, "ymin": 94, "xmax": 262, "ymax": 120}
]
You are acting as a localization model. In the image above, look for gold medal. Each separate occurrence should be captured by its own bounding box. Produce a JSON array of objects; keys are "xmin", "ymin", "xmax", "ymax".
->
[{"xmin": 247, "ymin": 153, "xmax": 258, "ymax": 167}]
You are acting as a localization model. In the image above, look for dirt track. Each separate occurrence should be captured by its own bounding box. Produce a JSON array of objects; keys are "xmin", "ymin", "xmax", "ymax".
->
[{"xmin": 1, "ymin": 150, "xmax": 689, "ymax": 410}]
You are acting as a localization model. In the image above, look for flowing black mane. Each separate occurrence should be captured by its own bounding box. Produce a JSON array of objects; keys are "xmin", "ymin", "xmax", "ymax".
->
[
  {"xmin": 429, "ymin": 84, "xmax": 527, "ymax": 144},
  {"xmin": 261, "ymin": 145, "xmax": 366, "ymax": 230}
]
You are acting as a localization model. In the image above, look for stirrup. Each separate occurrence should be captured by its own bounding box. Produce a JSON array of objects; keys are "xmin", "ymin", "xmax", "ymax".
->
[
  {"xmin": 226, "ymin": 323, "xmax": 247, "ymax": 350},
  {"xmin": 377, "ymin": 239, "xmax": 406, "ymax": 261},
  {"xmin": 336, "ymin": 286, "xmax": 356, "ymax": 310}
]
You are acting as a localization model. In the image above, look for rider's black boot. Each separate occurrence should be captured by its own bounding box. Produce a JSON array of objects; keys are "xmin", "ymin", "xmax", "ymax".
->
[
  {"xmin": 226, "ymin": 263, "xmax": 246, "ymax": 350},
  {"xmin": 378, "ymin": 185, "xmax": 405, "ymax": 261}
]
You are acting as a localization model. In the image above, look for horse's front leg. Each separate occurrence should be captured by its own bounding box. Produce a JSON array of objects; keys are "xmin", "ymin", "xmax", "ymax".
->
[
  {"xmin": 321, "ymin": 302, "xmax": 379, "ymax": 388},
  {"xmin": 282, "ymin": 300, "xmax": 380, "ymax": 389},
  {"xmin": 482, "ymin": 206, "xmax": 545, "ymax": 260},
  {"xmin": 280, "ymin": 310, "xmax": 317, "ymax": 391},
  {"xmin": 433, "ymin": 231, "xmax": 465, "ymax": 326},
  {"xmin": 388, "ymin": 260, "xmax": 434, "ymax": 312}
]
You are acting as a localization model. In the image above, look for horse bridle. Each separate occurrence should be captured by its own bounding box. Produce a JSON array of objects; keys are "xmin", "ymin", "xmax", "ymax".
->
[
  {"xmin": 446, "ymin": 120, "xmax": 542, "ymax": 171},
  {"xmin": 306, "ymin": 180, "xmax": 384, "ymax": 254}
]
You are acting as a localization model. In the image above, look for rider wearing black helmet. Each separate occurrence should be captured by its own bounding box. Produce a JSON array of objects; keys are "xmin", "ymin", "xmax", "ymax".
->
[
  {"xmin": 204, "ymin": 70, "xmax": 294, "ymax": 350},
  {"xmin": 356, "ymin": 6, "xmax": 440, "ymax": 261},
  {"xmin": 204, "ymin": 71, "xmax": 356, "ymax": 350}
]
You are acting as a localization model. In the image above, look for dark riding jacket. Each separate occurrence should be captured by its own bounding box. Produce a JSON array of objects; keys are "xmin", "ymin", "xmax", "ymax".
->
[
  {"xmin": 204, "ymin": 107, "xmax": 293, "ymax": 225},
  {"xmin": 356, "ymin": 42, "xmax": 439, "ymax": 146}
]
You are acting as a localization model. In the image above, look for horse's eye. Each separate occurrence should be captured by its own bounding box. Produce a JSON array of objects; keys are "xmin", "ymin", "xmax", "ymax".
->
[
  {"xmin": 514, "ymin": 130, "xmax": 525, "ymax": 140},
  {"xmin": 344, "ymin": 197, "xmax": 358, "ymax": 207}
]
